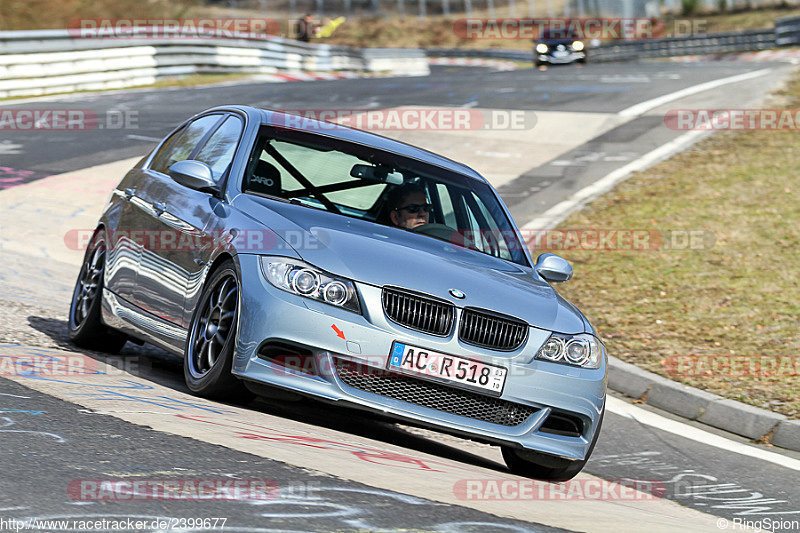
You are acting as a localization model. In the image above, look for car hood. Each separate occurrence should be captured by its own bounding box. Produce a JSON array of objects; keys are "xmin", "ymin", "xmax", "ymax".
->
[{"xmin": 235, "ymin": 196, "xmax": 586, "ymax": 333}]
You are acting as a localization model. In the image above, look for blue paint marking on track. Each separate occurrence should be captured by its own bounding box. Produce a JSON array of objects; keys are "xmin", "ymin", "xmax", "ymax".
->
[{"xmin": 67, "ymin": 390, "xmax": 236, "ymax": 414}]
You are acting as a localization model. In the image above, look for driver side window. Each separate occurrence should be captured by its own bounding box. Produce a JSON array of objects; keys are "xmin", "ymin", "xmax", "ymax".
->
[
  {"xmin": 150, "ymin": 115, "xmax": 224, "ymax": 175},
  {"xmin": 194, "ymin": 116, "xmax": 244, "ymax": 183}
]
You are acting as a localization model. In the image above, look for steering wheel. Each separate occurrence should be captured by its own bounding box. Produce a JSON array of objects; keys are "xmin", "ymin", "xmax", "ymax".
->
[{"xmin": 411, "ymin": 223, "xmax": 458, "ymax": 242}]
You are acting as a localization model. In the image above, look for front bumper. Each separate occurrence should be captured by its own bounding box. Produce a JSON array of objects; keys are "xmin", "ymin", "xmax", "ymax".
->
[
  {"xmin": 232, "ymin": 254, "xmax": 606, "ymax": 461},
  {"xmin": 538, "ymin": 52, "xmax": 586, "ymax": 64}
]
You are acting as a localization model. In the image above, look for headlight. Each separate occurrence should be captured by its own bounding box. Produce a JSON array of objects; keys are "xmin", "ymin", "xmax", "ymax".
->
[
  {"xmin": 535, "ymin": 43, "xmax": 548, "ymax": 54},
  {"xmin": 260, "ymin": 257, "xmax": 361, "ymax": 313},
  {"xmin": 535, "ymin": 333, "xmax": 603, "ymax": 369},
  {"xmin": 572, "ymin": 40, "xmax": 584, "ymax": 51}
]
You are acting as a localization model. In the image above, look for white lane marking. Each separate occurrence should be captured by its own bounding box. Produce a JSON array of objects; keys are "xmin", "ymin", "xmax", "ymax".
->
[
  {"xmin": 476, "ymin": 150, "xmax": 512, "ymax": 158},
  {"xmin": 618, "ymin": 68, "xmax": 772, "ymax": 117},
  {"xmin": 126, "ymin": 134, "xmax": 162, "ymax": 142},
  {"xmin": 607, "ymin": 396, "xmax": 800, "ymax": 472},
  {"xmin": 0, "ymin": 141, "xmax": 23, "ymax": 155},
  {"xmin": 522, "ymin": 129, "xmax": 706, "ymax": 231}
]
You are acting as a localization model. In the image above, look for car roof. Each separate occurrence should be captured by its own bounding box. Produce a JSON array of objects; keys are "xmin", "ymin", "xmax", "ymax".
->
[
  {"xmin": 210, "ymin": 105, "xmax": 488, "ymax": 184},
  {"xmin": 539, "ymin": 30, "xmax": 580, "ymax": 39}
]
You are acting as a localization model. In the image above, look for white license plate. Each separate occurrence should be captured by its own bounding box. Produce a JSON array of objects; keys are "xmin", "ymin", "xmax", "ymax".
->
[
  {"xmin": 552, "ymin": 50, "xmax": 569, "ymax": 58},
  {"xmin": 388, "ymin": 342, "xmax": 507, "ymax": 395}
]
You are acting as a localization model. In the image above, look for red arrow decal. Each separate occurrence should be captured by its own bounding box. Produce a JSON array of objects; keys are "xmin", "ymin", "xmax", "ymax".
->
[{"xmin": 331, "ymin": 324, "xmax": 345, "ymax": 339}]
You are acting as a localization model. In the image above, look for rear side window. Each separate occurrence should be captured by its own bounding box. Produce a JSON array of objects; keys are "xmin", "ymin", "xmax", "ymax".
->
[
  {"xmin": 150, "ymin": 114, "xmax": 224, "ymax": 174},
  {"xmin": 194, "ymin": 116, "xmax": 244, "ymax": 183}
]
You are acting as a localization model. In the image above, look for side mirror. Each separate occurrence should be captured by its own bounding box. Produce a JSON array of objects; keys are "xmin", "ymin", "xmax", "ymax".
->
[
  {"xmin": 534, "ymin": 253, "xmax": 573, "ymax": 283},
  {"xmin": 168, "ymin": 160, "xmax": 217, "ymax": 192}
]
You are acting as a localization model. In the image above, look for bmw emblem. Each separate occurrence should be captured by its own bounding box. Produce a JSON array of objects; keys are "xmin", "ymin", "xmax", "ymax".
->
[{"xmin": 449, "ymin": 289, "xmax": 466, "ymax": 299}]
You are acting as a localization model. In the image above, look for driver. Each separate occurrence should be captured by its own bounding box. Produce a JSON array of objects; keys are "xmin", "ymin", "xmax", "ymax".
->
[{"xmin": 387, "ymin": 183, "xmax": 432, "ymax": 230}]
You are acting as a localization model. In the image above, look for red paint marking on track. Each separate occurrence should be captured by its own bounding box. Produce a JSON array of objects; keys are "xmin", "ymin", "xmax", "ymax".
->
[
  {"xmin": 0, "ymin": 167, "xmax": 51, "ymax": 190},
  {"xmin": 176, "ymin": 414, "xmax": 476, "ymax": 473}
]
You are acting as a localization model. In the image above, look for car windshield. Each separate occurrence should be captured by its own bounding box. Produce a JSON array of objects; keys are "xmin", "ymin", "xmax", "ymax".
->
[
  {"xmin": 242, "ymin": 125, "xmax": 529, "ymax": 266},
  {"xmin": 541, "ymin": 29, "xmax": 580, "ymax": 40}
]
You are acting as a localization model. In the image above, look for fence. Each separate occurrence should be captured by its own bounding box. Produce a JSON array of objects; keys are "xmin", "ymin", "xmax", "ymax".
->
[{"xmin": 0, "ymin": 29, "xmax": 428, "ymax": 98}]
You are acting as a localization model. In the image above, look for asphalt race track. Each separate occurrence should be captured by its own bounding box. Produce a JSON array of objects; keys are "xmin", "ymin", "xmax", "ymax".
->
[{"xmin": 1, "ymin": 60, "xmax": 800, "ymax": 532}]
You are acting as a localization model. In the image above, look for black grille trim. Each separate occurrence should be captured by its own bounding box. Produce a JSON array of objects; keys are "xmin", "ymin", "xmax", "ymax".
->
[
  {"xmin": 334, "ymin": 358, "xmax": 538, "ymax": 427},
  {"xmin": 382, "ymin": 286, "xmax": 455, "ymax": 337},
  {"xmin": 459, "ymin": 307, "xmax": 528, "ymax": 351},
  {"xmin": 539, "ymin": 412, "xmax": 584, "ymax": 437}
]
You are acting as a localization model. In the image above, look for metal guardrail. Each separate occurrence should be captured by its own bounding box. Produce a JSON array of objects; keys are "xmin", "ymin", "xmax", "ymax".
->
[
  {"xmin": 775, "ymin": 15, "xmax": 800, "ymax": 46},
  {"xmin": 425, "ymin": 48, "xmax": 531, "ymax": 61},
  {"xmin": 590, "ymin": 29, "xmax": 776, "ymax": 61},
  {"xmin": 3, "ymin": 17, "xmax": 799, "ymax": 99},
  {"xmin": 427, "ymin": 17, "xmax": 800, "ymax": 64},
  {"xmin": 0, "ymin": 29, "xmax": 429, "ymax": 98}
]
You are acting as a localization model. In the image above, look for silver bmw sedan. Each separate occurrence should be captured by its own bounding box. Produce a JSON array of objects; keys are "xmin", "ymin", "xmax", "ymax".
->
[{"xmin": 69, "ymin": 105, "xmax": 606, "ymax": 481}]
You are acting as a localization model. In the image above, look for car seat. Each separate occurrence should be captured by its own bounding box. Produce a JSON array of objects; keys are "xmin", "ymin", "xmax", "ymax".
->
[{"xmin": 247, "ymin": 160, "xmax": 282, "ymax": 196}]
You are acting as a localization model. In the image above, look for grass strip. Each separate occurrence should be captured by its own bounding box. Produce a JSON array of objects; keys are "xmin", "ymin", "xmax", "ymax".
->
[{"xmin": 548, "ymin": 74, "xmax": 800, "ymax": 419}]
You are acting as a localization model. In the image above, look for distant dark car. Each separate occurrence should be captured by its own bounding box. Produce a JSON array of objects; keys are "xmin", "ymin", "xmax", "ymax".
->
[{"xmin": 534, "ymin": 29, "xmax": 586, "ymax": 66}]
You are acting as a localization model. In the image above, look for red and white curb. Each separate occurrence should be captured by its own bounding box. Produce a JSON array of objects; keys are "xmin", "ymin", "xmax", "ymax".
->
[{"xmin": 428, "ymin": 57, "xmax": 518, "ymax": 71}]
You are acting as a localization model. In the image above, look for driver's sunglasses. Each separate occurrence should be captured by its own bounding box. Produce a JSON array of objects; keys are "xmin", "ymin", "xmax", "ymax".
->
[{"xmin": 396, "ymin": 203, "xmax": 433, "ymax": 214}]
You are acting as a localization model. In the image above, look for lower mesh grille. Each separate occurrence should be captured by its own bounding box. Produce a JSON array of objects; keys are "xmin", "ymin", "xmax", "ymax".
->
[{"xmin": 334, "ymin": 358, "xmax": 537, "ymax": 427}]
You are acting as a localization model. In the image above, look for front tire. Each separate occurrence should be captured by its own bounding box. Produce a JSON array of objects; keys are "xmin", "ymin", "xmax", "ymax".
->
[
  {"xmin": 68, "ymin": 230, "xmax": 127, "ymax": 353},
  {"xmin": 184, "ymin": 260, "xmax": 252, "ymax": 401},
  {"xmin": 502, "ymin": 408, "xmax": 604, "ymax": 481}
]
